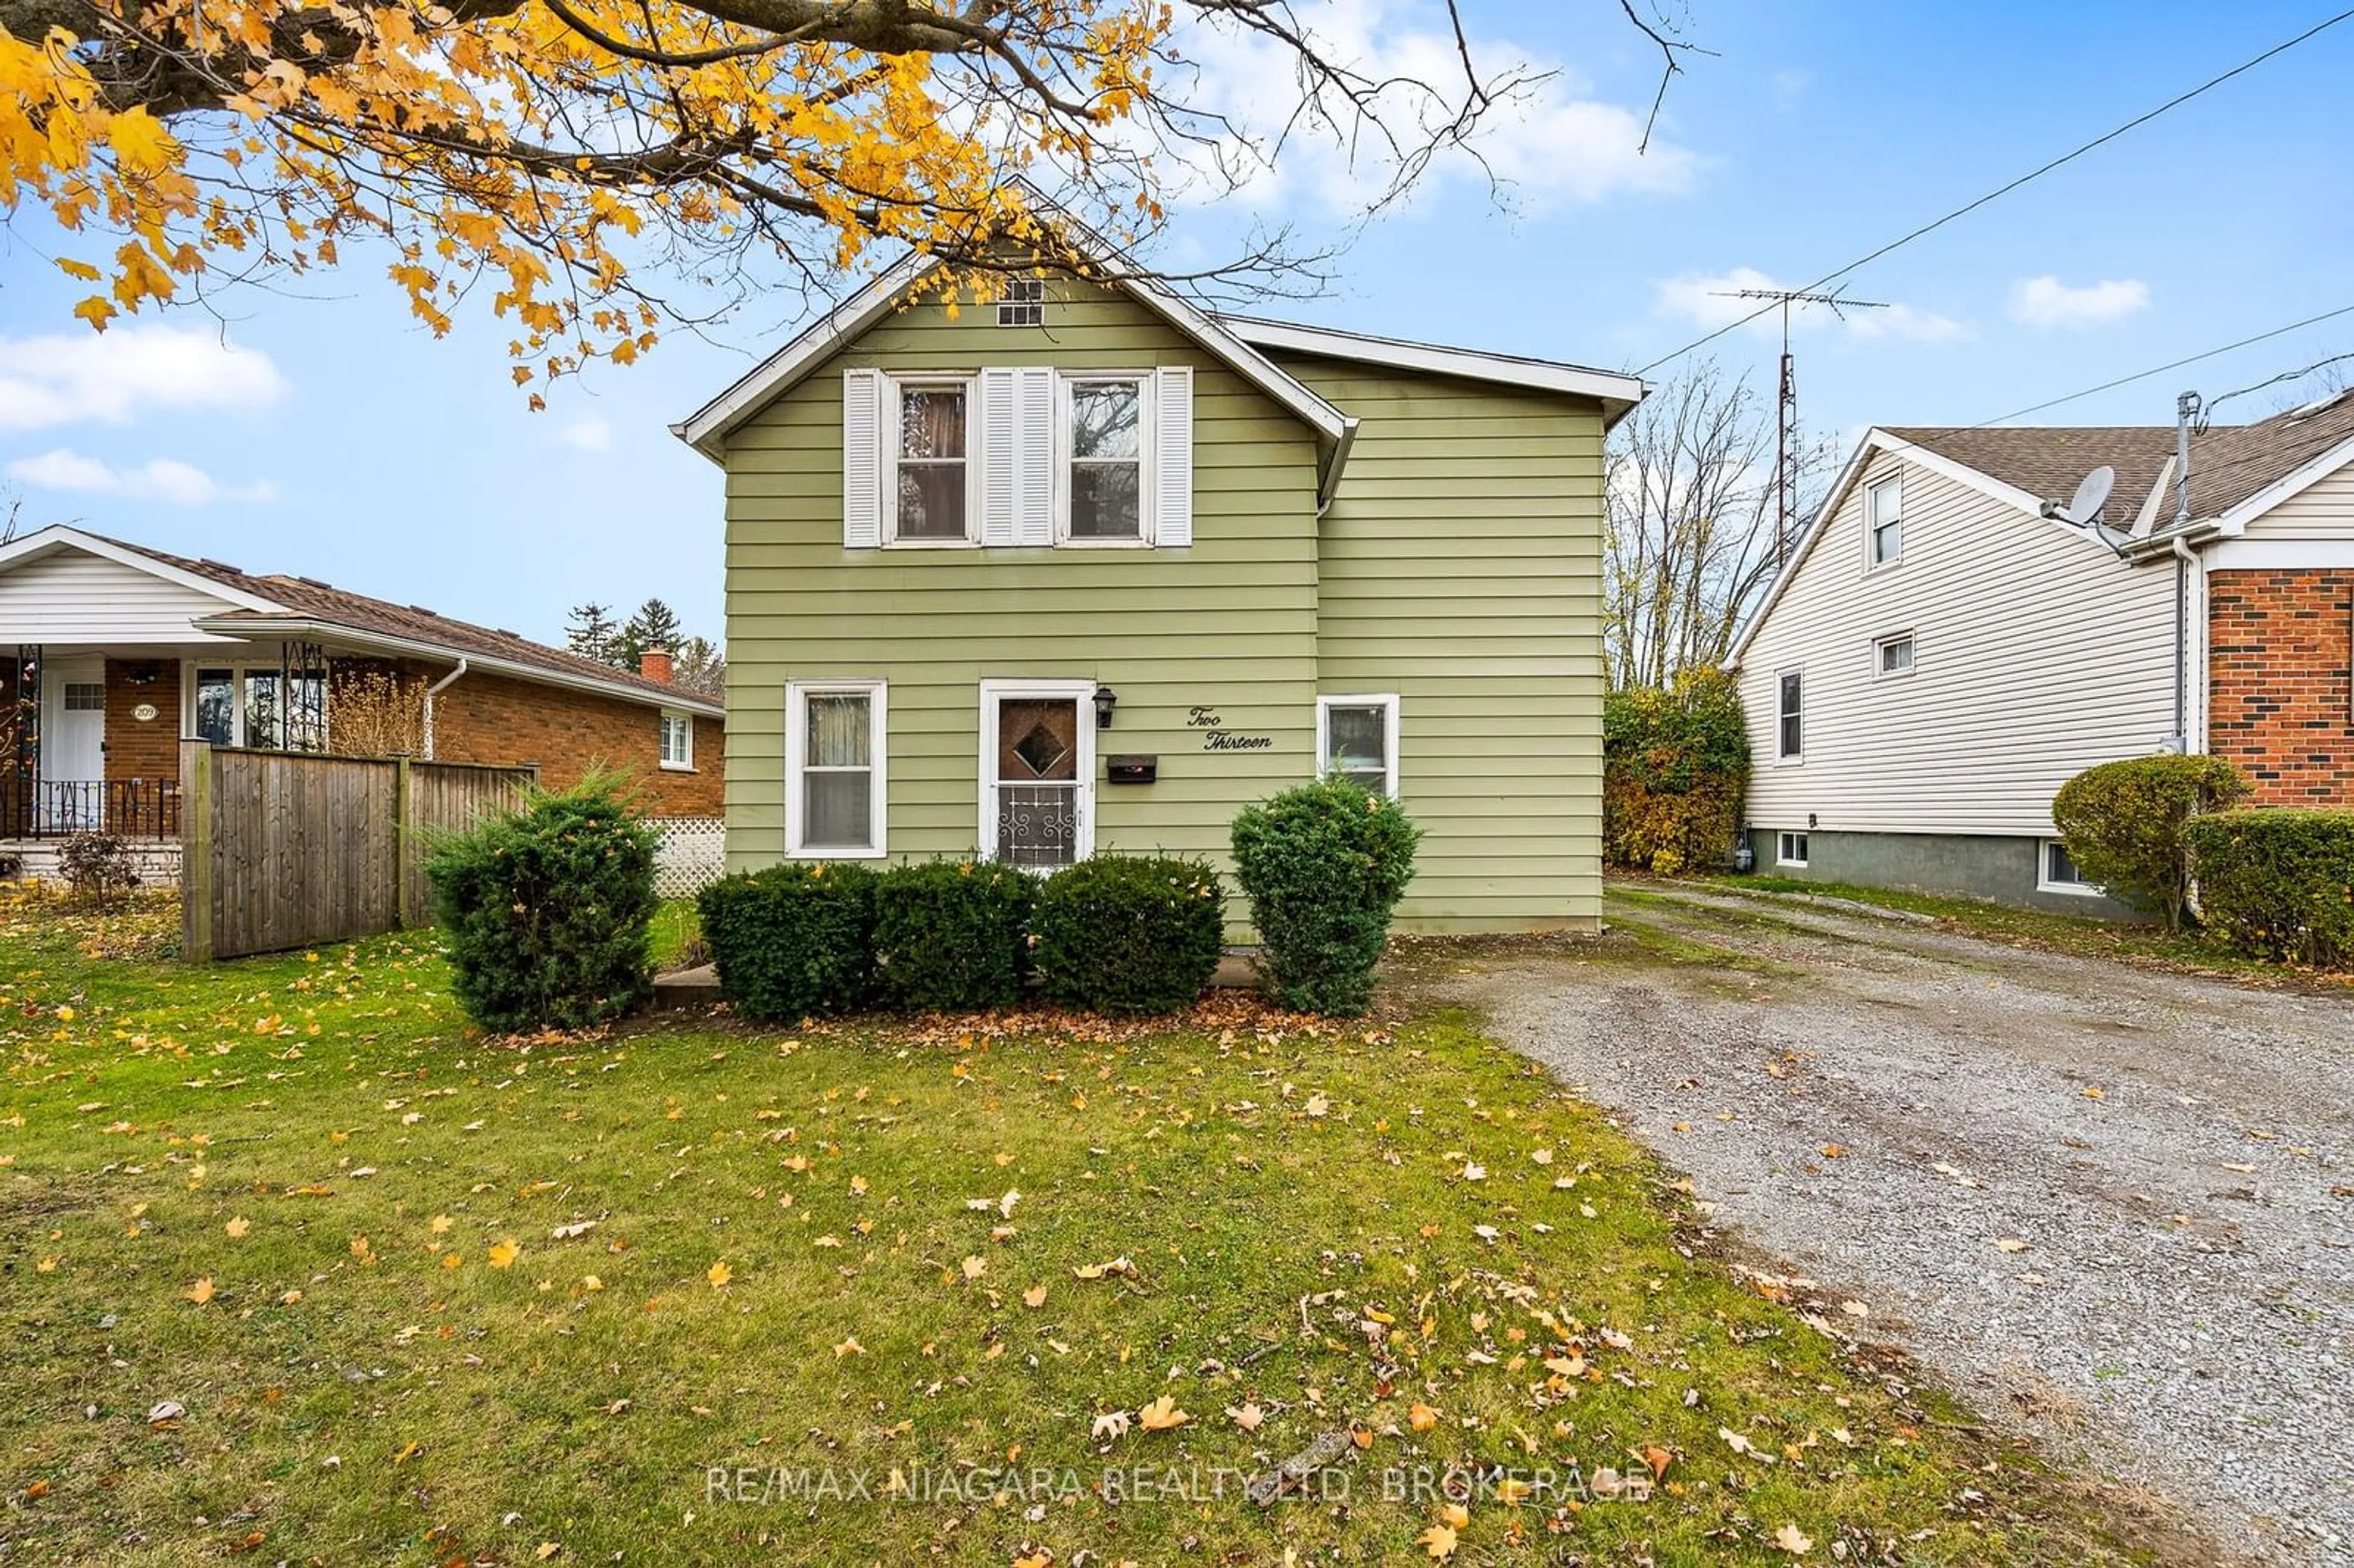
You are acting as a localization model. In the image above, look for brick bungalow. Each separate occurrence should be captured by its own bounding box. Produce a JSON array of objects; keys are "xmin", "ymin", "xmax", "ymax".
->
[{"xmin": 1, "ymin": 525, "xmax": 722, "ymax": 877}]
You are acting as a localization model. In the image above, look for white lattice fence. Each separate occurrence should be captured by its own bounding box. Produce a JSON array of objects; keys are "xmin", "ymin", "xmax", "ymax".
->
[{"xmin": 650, "ymin": 816, "xmax": 726, "ymax": 899}]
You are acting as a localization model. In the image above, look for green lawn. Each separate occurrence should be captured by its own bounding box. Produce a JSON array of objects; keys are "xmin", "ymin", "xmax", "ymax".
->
[{"xmin": 1, "ymin": 887, "xmax": 2166, "ymax": 1565}]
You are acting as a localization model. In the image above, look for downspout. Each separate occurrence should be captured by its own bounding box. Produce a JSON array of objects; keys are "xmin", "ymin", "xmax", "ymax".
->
[
  {"xmin": 422, "ymin": 658, "xmax": 468, "ymax": 761},
  {"xmin": 2169, "ymin": 390, "xmax": 2202, "ymax": 753}
]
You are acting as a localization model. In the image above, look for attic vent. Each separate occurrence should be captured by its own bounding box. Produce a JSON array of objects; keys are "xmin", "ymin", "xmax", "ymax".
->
[
  {"xmin": 197, "ymin": 557, "xmax": 237, "ymax": 572},
  {"xmin": 997, "ymin": 276, "xmax": 1045, "ymax": 328},
  {"xmin": 495, "ymin": 628, "xmax": 519, "ymax": 638},
  {"xmin": 295, "ymin": 576, "xmax": 332, "ymax": 588},
  {"xmin": 407, "ymin": 604, "xmax": 435, "ymax": 615}
]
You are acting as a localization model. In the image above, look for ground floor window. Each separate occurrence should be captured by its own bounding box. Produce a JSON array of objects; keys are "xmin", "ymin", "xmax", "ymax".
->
[
  {"xmin": 191, "ymin": 662, "xmax": 328, "ymax": 751},
  {"xmin": 659, "ymin": 710, "xmax": 694, "ymax": 771},
  {"xmin": 787, "ymin": 680, "xmax": 886, "ymax": 856},
  {"xmin": 980, "ymin": 679, "xmax": 1094, "ymax": 870},
  {"xmin": 2038, "ymin": 837, "xmax": 2099, "ymax": 895},
  {"xmin": 1777, "ymin": 831, "xmax": 1809, "ymax": 868},
  {"xmin": 1317, "ymin": 694, "xmax": 1399, "ymax": 797}
]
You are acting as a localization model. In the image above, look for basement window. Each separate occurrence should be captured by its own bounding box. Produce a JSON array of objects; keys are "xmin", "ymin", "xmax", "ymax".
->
[
  {"xmin": 1777, "ymin": 831, "xmax": 1809, "ymax": 869},
  {"xmin": 2038, "ymin": 839, "xmax": 2100, "ymax": 896}
]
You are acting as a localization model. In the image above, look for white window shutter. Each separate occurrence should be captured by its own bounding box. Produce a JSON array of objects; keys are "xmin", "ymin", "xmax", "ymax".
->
[
  {"xmin": 978, "ymin": 368, "xmax": 1018, "ymax": 547},
  {"xmin": 1014, "ymin": 367, "xmax": 1056, "ymax": 546},
  {"xmin": 842, "ymin": 368, "xmax": 884, "ymax": 549},
  {"xmin": 1153, "ymin": 364, "xmax": 1194, "ymax": 547}
]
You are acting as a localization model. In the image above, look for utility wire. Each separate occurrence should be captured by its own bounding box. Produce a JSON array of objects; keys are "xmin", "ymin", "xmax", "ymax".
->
[
  {"xmin": 1975, "ymin": 302, "xmax": 2354, "ymax": 425},
  {"xmin": 1636, "ymin": 7, "xmax": 2354, "ymax": 376},
  {"xmin": 2201, "ymin": 348, "xmax": 2354, "ymax": 419}
]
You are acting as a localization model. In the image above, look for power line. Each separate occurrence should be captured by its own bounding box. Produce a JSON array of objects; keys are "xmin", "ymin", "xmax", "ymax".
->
[
  {"xmin": 2201, "ymin": 348, "xmax": 2354, "ymax": 419},
  {"xmin": 1974, "ymin": 302, "xmax": 2354, "ymax": 425},
  {"xmin": 1636, "ymin": 7, "xmax": 2354, "ymax": 376}
]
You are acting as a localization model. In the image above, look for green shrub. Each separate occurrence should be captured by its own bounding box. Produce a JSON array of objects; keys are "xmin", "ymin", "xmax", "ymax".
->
[
  {"xmin": 2051, "ymin": 754, "xmax": 2250, "ymax": 929},
  {"xmin": 696, "ymin": 862, "xmax": 877, "ymax": 1021},
  {"xmin": 2187, "ymin": 809, "xmax": 2354, "ymax": 969},
  {"xmin": 1604, "ymin": 666, "xmax": 1750, "ymax": 872},
  {"xmin": 1230, "ymin": 778, "xmax": 1421, "ymax": 1016},
  {"xmin": 871, "ymin": 859, "xmax": 1034, "ymax": 1011},
  {"xmin": 1032, "ymin": 854, "xmax": 1225, "ymax": 1015},
  {"xmin": 424, "ymin": 777, "xmax": 660, "ymax": 1032}
]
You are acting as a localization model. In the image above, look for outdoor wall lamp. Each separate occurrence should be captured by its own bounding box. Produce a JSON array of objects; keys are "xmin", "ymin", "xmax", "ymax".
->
[{"xmin": 1092, "ymin": 685, "xmax": 1119, "ymax": 729}]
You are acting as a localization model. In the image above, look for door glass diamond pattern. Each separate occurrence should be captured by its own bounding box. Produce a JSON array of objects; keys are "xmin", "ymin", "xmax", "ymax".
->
[{"xmin": 1011, "ymin": 718, "xmax": 1070, "ymax": 777}]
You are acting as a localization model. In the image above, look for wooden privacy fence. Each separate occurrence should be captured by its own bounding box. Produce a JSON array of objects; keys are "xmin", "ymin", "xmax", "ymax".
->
[{"xmin": 180, "ymin": 742, "xmax": 533, "ymax": 961}]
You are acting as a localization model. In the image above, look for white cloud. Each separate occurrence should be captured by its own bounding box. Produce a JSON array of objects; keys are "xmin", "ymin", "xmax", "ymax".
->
[
  {"xmin": 7, "ymin": 447, "xmax": 280, "ymax": 505},
  {"xmin": 0, "ymin": 325, "xmax": 289, "ymax": 432},
  {"xmin": 1653, "ymin": 267, "xmax": 1968, "ymax": 344},
  {"xmin": 1167, "ymin": 0, "xmax": 1695, "ymax": 216},
  {"xmin": 557, "ymin": 415, "xmax": 612, "ymax": 451},
  {"xmin": 2009, "ymin": 275, "xmax": 2150, "ymax": 330}
]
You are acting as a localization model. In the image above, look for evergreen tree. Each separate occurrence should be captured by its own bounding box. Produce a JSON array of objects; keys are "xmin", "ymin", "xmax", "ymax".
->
[
  {"xmin": 673, "ymin": 636, "xmax": 727, "ymax": 698},
  {"xmin": 565, "ymin": 603, "xmax": 619, "ymax": 664}
]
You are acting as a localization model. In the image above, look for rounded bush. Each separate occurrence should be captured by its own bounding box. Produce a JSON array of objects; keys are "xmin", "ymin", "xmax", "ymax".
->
[
  {"xmin": 1032, "ymin": 854, "xmax": 1225, "ymax": 1015},
  {"xmin": 2187, "ymin": 809, "xmax": 2354, "ymax": 969},
  {"xmin": 696, "ymin": 861, "xmax": 877, "ymax": 1021},
  {"xmin": 1230, "ymin": 778, "xmax": 1421, "ymax": 1017},
  {"xmin": 2051, "ymin": 753, "xmax": 2250, "ymax": 929},
  {"xmin": 424, "ymin": 777, "xmax": 659, "ymax": 1032},
  {"xmin": 872, "ymin": 859, "xmax": 1034, "ymax": 1011}
]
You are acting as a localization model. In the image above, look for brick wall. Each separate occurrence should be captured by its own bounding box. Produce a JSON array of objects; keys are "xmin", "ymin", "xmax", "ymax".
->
[
  {"xmin": 102, "ymin": 658, "xmax": 181, "ymax": 786},
  {"xmin": 2207, "ymin": 568, "xmax": 2354, "ymax": 804},
  {"xmin": 429, "ymin": 668, "xmax": 723, "ymax": 815}
]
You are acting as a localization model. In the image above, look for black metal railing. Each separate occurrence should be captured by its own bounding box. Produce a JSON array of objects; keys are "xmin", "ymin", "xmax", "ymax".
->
[{"xmin": 0, "ymin": 778, "xmax": 181, "ymax": 840}]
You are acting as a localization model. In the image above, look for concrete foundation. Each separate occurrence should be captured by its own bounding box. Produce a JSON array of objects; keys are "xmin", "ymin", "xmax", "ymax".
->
[{"xmin": 1740, "ymin": 828, "xmax": 2147, "ymax": 920}]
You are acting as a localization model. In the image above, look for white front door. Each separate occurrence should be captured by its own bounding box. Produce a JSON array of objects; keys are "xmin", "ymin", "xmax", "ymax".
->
[
  {"xmin": 38, "ymin": 655, "xmax": 105, "ymax": 829},
  {"xmin": 979, "ymin": 680, "xmax": 1095, "ymax": 869}
]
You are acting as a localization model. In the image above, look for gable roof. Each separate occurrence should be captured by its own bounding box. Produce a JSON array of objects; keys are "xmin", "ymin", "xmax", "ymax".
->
[
  {"xmin": 0, "ymin": 525, "xmax": 720, "ymax": 717},
  {"xmin": 1215, "ymin": 315, "xmax": 1647, "ymax": 428},
  {"xmin": 1878, "ymin": 425, "xmax": 2177, "ymax": 526}
]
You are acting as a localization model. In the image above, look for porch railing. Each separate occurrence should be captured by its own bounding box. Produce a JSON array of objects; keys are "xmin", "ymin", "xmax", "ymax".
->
[{"xmin": 0, "ymin": 778, "xmax": 181, "ymax": 840}]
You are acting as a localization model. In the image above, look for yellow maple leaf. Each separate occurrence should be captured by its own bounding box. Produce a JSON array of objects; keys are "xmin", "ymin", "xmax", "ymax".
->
[
  {"xmin": 1022, "ymin": 1284, "xmax": 1048, "ymax": 1309},
  {"xmin": 961, "ymin": 1255, "xmax": 987, "ymax": 1280},
  {"xmin": 1137, "ymin": 1395, "xmax": 1188, "ymax": 1431},
  {"xmin": 488, "ymin": 1239, "xmax": 520, "ymax": 1268},
  {"xmin": 224, "ymin": 1217, "xmax": 251, "ymax": 1238},
  {"xmin": 1440, "ymin": 1502, "xmax": 1469, "ymax": 1531},
  {"xmin": 707, "ymin": 1260, "xmax": 733, "ymax": 1288},
  {"xmin": 1416, "ymin": 1522, "xmax": 1459, "ymax": 1560},
  {"xmin": 185, "ymin": 1276, "xmax": 215, "ymax": 1304},
  {"xmin": 1409, "ymin": 1402, "xmax": 1440, "ymax": 1433}
]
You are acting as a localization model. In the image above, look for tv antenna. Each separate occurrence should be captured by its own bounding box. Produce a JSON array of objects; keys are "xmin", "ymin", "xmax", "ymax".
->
[{"xmin": 1712, "ymin": 286, "xmax": 1891, "ymax": 566}]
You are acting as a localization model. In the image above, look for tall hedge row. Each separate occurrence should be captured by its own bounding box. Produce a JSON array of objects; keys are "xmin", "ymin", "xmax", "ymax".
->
[
  {"xmin": 2187, "ymin": 810, "xmax": 2354, "ymax": 969},
  {"xmin": 1604, "ymin": 666, "xmax": 1749, "ymax": 875}
]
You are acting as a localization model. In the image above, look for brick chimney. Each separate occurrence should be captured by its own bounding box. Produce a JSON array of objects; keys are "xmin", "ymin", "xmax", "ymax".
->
[{"xmin": 639, "ymin": 649, "xmax": 674, "ymax": 685}]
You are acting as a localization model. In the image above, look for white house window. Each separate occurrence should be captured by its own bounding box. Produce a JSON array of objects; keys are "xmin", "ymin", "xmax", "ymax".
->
[
  {"xmin": 192, "ymin": 662, "xmax": 327, "ymax": 751},
  {"xmin": 1064, "ymin": 376, "xmax": 1147, "ymax": 541},
  {"xmin": 658, "ymin": 710, "xmax": 693, "ymax": 771},
  {"xmin": 2039, "ymin": 839, "xmax": 2100, "ymax": 895},
  {"xmin": 1777, "ymin": 669, "xmax": 1804, "ymax": 760},
  {"xmin": 1875, "ymin": 631, "xmax": 1916, "ymax": 677},
  {"xmin": 892, "ymin": 382, "xmax": 972, "ymax": 542},
  {"xmin": 1867, "ymin": 474, "xmax": 1903, "ymax": 566},
  {"xmin": 1318, "ymin": 694, "xmax": 1399, "ymax": 797},
  {"xmin": 1778, "ymin": 831, "xmax": 1809, "ymax": 868},
  {"xmin": 787, "ymin": 681, "xmax": 886, "ymax": 857},
  {"xmin": 997, "ymin": 276, "xmax": 1045, "ymax": 327}
]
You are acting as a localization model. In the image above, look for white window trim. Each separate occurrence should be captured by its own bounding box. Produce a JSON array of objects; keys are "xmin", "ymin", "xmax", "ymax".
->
[
  {"xmin": 977, "ymin": 678, "xmax": 1097, "ymax": 867},
  {"xmin": 785, "ymin": 679, "xmax": 888, "ymax": 859},
  {"xmin": 658, "ymin": 708, "xmax": 695, "ymax": 772},
  {"xmin": 2036, "ymin": 837, "xmax": 2103, "ymax": 897},
  {"xmin": 1777, "ymin": 831, "xmax": 1810, "ymax": 869},
  {"xmin": 997, "ymin": 276, "xmax": 1045, "ymax": 328},
  {"xmin": 1316, "ymin": 693, "xmax": 1400, "ymax": 798},
  {"xmin": 1865, "ymin": 473, "xmax": 1903, "ymax": 569},
  {"xmin": 1054, "ymin": 370, "xmax": 1156, "ymax": 548},
  {"xmin": 181, "ymin": 655, "xmax": 332, "ymax": 750},
  {"xmin": 883, "ymin": 374, "xmax": 980, "ymax": 547},
  {"xmin": 1873, "ymin": 630, "xmax": 1917, "ymax": 680},
  {"xmin": 1774, "ymin": 667, "xmax": 1805, "ymax": 764}
]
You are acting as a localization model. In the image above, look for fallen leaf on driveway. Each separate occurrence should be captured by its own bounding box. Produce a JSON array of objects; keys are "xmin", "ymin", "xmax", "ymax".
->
[{"xmin": 1992, "ymin": 1238, "xmax": 2030, "ymax": 1253}]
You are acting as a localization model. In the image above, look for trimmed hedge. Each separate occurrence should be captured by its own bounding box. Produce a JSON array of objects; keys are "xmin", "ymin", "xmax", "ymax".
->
[
  {"xmin": 872, "ymin": 860, "xmax": 1034, "ymax": 1011},
  {"xmin": 1604, "ymin": 666, "xmax": 1749, "ymax": 875},
  {"xmin": 424, "ymin": 777, "xmax": 658, "ymax": 1032},
  {"xmin": 2187, "ymin": 809, "xmax": 2354, "ymax": 969},
  {"xmin": 2052, "ymin": 753, "xmax": 2249, "ymax": 929},
  {"xmin": 696, "ymin": 862, "xmax": 877, "ymax": 1021},
  {"xmin": 1032, "ymin": 854, "xmax": 1225, "ymax": 1015},
  {"xmin": 1231, "ymin": 779, "xmax": 1421, "ymax": 1017}
]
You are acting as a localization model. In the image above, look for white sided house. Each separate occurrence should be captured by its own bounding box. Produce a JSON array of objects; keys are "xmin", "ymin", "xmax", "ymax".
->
[{"xmin": 1726, "ymin": 392, "xmax": 2354, "ymax": 912}]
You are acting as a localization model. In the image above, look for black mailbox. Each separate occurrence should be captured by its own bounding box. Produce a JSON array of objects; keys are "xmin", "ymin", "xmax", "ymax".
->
[{"xmin": 1105, "ymin": 755, "xmax": 1157, "ymax": 785}]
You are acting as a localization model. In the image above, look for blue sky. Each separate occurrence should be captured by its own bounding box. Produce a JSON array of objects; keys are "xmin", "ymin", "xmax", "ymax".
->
[{"xmin": 3, "ymin": 0, "xmax": 2350, "ymax": 644}]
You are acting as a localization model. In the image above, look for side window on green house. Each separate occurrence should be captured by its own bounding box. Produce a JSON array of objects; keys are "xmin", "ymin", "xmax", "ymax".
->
[
  {"xmin": 1318, "ymin": 695, "xmax": 1398, "ymax": 797},
  {"xmin": 787, "ymin": 680, "xmax": 886, "ymax": 858}
]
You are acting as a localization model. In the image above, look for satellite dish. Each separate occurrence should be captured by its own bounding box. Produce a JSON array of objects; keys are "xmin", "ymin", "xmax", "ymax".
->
[{"xmin": 2065, "ymin": 465, "xmax": 2114, "ymax": 525}]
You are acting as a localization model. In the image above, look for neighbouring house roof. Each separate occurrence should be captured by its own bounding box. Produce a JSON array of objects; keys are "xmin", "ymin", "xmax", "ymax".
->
[
  {"xmin": 1727, "ymin": 390, "xmax": 2354, "ymax": 669},
  {"xmin": 0, "ymin": 525, "xmax": 722, "ymax": 718}
]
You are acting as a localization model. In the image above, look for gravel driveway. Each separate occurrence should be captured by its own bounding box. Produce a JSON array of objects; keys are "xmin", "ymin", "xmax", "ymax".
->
[{"xmin": 1454, "ymin": 883, "xmax": 2353, "ymax": 1566}]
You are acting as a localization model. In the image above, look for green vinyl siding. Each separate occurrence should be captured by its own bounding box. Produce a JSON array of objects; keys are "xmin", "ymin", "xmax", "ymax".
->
[
  {"xmin": 1278, "ymin": 353, "xmax": 1606, "ymax": 931},
  {"xmin": 720, "ymin": 277, "xmax": 1322, "ymax": 890}
]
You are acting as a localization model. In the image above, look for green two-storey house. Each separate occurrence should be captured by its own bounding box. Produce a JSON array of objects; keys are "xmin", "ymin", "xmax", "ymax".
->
[{"xmin": 675, "ymin": 251, "xmax": 1642, "ymax": 932}]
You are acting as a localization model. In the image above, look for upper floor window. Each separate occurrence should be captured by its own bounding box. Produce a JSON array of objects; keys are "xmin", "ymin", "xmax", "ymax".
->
[
  {"xmin": 1065, "ymin": 378, "xmax": 1145, "ymax": 542},
  {"xmin": 1867, "ymin": 474, "xmax": 1903, "ymax": 566},
  {"xmin": 1777, "ymin": 669, "xmax": 1804, "ymax": 760},
  {"xmin": 997, "ymin": 276, "xmax": 1045, "ymax": 327},
  {"xmin": 658, "ymin": 710, "xmax": 693, "ymax": 770},
  {"xmin": 892, "ymin": 381, "xmax": 972, "ymax": 542}
]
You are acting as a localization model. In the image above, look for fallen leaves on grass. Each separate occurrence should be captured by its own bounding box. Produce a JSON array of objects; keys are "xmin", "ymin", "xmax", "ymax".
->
[
  {"xmin": 707, "ymin": 1261, "xmax": 732, "ymax": 1288},
  {"xmin": 1137, "ymin": 1395, "xmax": 1189, "ymax": 1431},
  {"xmin": 184, "ymin": 1277, "xmax": 215, "ymax": 1305},
  {"xmin": 1417, "ymin": 1521, "xmax": 1459, "ymax": 1560},
  {"xmin": 1775, "ymin": 1521, "xmax": 1813, "ymax": 1554},
  {"xmin": 488, "ymin": 1239, "xmax": 521, "ymax": 1268}
]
